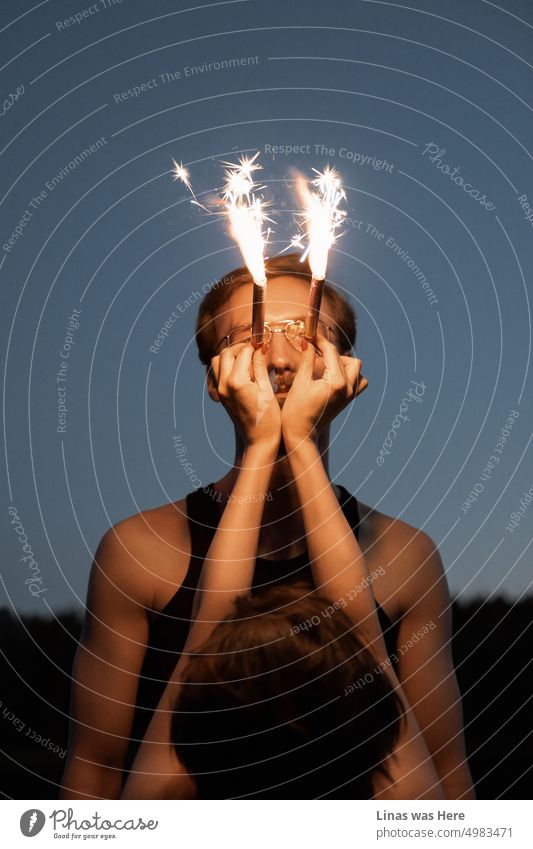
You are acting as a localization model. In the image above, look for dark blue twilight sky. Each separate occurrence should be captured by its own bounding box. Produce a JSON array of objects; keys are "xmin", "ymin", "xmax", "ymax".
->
[{"xmin": 1, "ymin": 0, "xmax": 532, "ymax": 613}]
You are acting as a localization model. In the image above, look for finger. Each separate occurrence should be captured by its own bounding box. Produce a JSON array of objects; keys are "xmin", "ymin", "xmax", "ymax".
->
[
  {"xmin": 341, "ymin": 355, "xmax": 362, "ymax": 390},
  {"xmin": 210, "ymin": 354, "xmax": 221, "ymax": 386},
  {"xmin": 253, "ymin": 347, "xmax": 276, "ymax": 425},
  {"xmin": 252, "ymin": 344, "xmax": 273, "ymax": 393},
  {"xmin": 219, "ymin": 346, "xmax": 239, "ymax": 386},
  {"xmin": 341, "ymin": 356, "xmax": 368, "ymax": 397},
  {"xmin": 292, "ymin": 338, "xmax": 316, "ymax": 386},
  {"xmin": 232, "ymin": 343, "xmax": 254, "ymax": 383},
  {"xmin": 318, "ymin": 337, "xmax": 345, "ymax": 386},
  {"xmin": 337, "ymin": 353, "xmax": 349, "ymax": 384}
]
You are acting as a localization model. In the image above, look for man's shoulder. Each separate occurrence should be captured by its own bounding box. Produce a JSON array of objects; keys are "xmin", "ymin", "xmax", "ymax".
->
[
  {"xmin": 96, "ymin": 496, "xmax": 191, "ymax": 573},
  {"xmin": 358, "ymin": 500, "xmax": 438, "ymax": 555},
  {"xmin": 357, "ymin": 500, "xmax": 446, "ymax": 609},
  {"xmin": 90, "ymin": 497, "xmax": 194, "ymax": 606},
  {"xmin": 111, "ymin": 497, "xmax": 189, "ymax": 541}
]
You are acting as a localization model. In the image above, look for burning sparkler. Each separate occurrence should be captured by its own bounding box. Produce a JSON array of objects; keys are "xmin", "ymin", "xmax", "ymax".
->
[
  {"xmin": 172, "ymin": 153, "xmax": 271, "ymax": 348},
  {"xmin": 293, "ymin": 166, "xmax": 347, "ymax": 342},
  {"xmin": 221, "ymin": 152, "xmax": 270, "ymax": 348}
]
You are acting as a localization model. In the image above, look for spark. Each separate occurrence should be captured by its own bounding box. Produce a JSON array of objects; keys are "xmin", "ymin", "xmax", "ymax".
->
[
  {"xmin": 171, "ymin": 157, "xmax": 213, "ymax": 213},
  {"xmin": 279, "ymin": 232, "xmax": 306, "ymax": 255},
  {"xmin": 172, "ymin": 159, "xmax": 193, "ymax": 194},
  {"xmin": 220, "ymin": 151, "xmax": 263, "ymax": 194}
]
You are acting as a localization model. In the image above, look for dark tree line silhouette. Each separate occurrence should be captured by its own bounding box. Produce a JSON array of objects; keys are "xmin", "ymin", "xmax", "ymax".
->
[{"xmin": 0, "ymin": 597, "xmax": 531, "ymax": 799}]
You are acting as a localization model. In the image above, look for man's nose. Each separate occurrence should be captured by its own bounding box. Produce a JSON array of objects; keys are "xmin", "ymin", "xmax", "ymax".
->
[{"xmin": 265, "ymin": 329, "xmax": 299, "ymax": 369}]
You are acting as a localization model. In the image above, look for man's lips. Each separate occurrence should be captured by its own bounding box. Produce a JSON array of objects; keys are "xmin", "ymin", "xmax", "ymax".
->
[
  {"xmin": 269, "ymin": 368, "xmax": 292, "ymax": 396},
  {"xmin": 274, "ymin": 380, "xmax": 292, "ymax": 394}
]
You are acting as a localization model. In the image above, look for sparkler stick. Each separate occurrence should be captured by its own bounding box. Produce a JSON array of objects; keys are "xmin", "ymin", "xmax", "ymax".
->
[
  {"xmin": 222, "ymin": 152, "xmax": 269, "ymax": 348},
  {"xmin": 294, "ymin": 166, "xmax": 347, "ymax": 342}
]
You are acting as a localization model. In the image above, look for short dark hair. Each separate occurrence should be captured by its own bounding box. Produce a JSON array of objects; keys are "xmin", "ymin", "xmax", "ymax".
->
[
  {"xmin": 195, "ymin": 253, "xmax": 357, "ymax": 366},
  {"xmin": 171, "ymin": 581, "xmax": 402, "ymax": 799}
]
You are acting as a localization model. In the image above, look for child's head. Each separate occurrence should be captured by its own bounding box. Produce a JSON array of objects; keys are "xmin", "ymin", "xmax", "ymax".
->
[{"xmin": 171, "ymin": 582, "xmax": 403, "ymax": 799}]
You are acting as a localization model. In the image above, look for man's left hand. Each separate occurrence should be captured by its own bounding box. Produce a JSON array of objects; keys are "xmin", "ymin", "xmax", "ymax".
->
[{"xmin": 281, "ymin": 338, "xmax": 368, "ymax": 446}]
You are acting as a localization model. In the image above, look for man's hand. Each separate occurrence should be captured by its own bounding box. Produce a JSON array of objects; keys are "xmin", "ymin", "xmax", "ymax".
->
[
  {"xmin": 210, "ymin": 342, "xmax": 281, "ymax": 451},
  {"xmin": 281, "ymin": 338, "xmax": 368, "ymax": 446}
]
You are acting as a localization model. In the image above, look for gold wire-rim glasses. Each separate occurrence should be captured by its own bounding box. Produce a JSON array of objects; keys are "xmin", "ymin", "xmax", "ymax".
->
[{"xmin": 213, "ymin": 318, "xmax": 339, "ymax": 357}]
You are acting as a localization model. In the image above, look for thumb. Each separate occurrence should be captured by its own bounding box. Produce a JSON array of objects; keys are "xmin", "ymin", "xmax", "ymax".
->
[
  {"xmin": 252, "ymin": 344, "xmax": 273, "ymax": 393},
  {"xmin": 293, "ymin": 338, "xmax": 316, "ymax": 385},
  {"xmin": 253, "ymin": 345, "xmax": 276, "ymax": 426}
]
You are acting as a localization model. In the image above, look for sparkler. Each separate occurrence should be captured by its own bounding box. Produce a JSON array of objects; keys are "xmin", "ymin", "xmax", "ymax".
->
[
  {"xmin": 172, "ymin": 153, "xmax": 271, "ymax": 348},
  {"xmin": 294, "ymin": 166, "xmax": 347, "ymax": 342},
  {"xmin": 221, "ymin": 152, "xmax": 270, "ymax": 348}
]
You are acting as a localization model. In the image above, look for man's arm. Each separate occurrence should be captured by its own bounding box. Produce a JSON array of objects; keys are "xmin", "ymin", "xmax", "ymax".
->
[
  {"xmin": 395, "ymin": 535, "xmax": 475, "ymax": 799},
  {"xmin": 281, "ymin": 340, "xmax": 444, "ymax": 798},
  {"xmin": 285, "ymin": 438, "xmax": 444, "ymax": 799},
  {"xmin": 60, "ymin": 523, "xmax": 151, "ymax": 800}
]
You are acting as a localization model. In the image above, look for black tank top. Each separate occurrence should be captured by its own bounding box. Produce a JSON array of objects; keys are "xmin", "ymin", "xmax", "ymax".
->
[{"xmin": 124, "ymin": 483, "xmax": 399, "ymax": 775}]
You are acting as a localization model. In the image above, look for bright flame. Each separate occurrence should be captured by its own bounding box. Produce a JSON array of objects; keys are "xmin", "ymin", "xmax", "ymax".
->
[
  {"xmin": 222, "ymin": 152, "xmax": 270, "ymax": 285},
  {"xmin": 294, "ymin": 166, "xmax": 346, "ymax": 280}
]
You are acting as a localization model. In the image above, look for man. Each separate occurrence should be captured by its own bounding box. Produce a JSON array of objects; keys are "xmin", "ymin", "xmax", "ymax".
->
[
  {"xmin": 60, "ymin": 253, "xmax": 474, "ymax": 799},
  {"xmin": 122, "ymin": 332, "xmax": 442, "ymax": 800}
]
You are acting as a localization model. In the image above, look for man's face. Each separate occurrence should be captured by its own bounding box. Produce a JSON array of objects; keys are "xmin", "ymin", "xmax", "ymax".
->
[{"xmin": 209, "ymin": 275, "xmax": 343, "ymax": 403}]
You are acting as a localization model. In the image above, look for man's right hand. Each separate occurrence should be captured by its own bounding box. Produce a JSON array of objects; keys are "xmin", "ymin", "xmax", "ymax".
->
[{"xmin": 209, "ymin": 342, "xmax": 281, "ymax": 451}]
